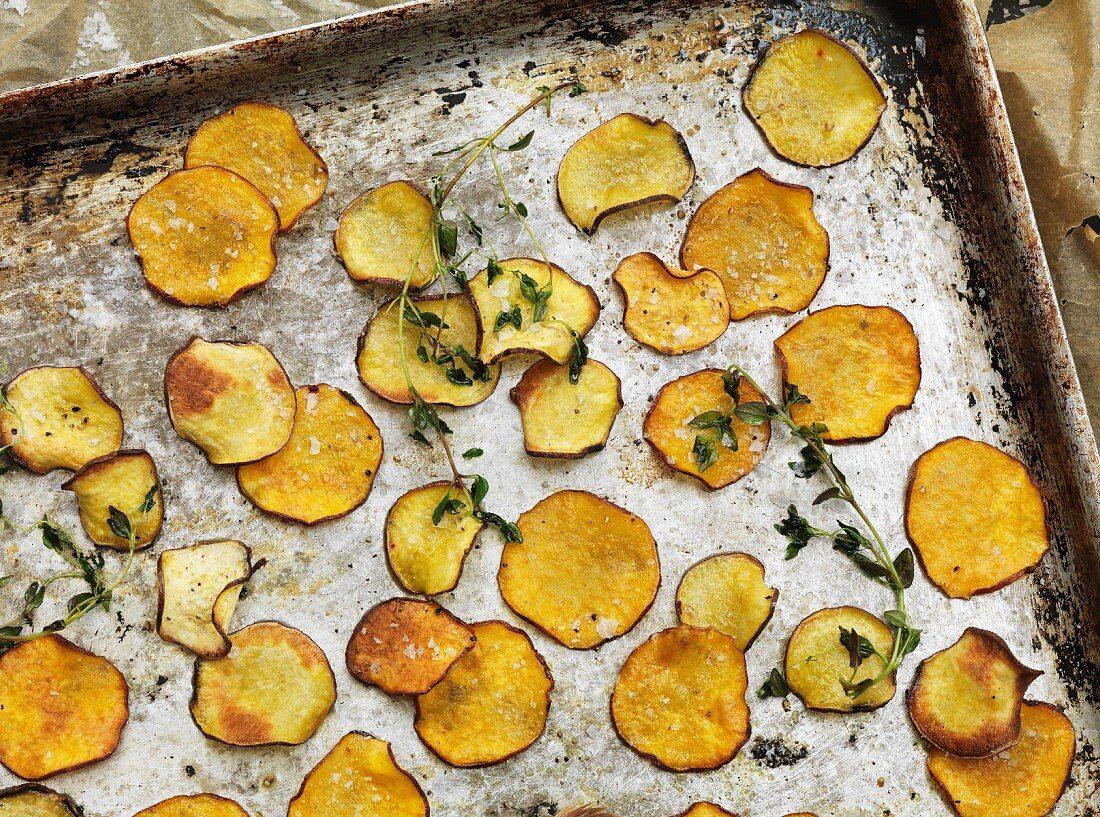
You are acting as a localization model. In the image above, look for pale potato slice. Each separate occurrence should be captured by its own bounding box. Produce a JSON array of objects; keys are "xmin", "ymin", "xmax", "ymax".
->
[
  {"xmin": 499, "ymin": 490, "xmax": 660, "ymax": 649},
  {"xmin": 131, "ymin": 794, "xmax": 249, "ymax": 817},
  {"xmin": 557, "ymin": 113, "xmax": 695, "ymax": 233},
  {"xmin": 0, "ymin": 366, "xmax": 123, "ymax": 474},
  {"xmin": 0, "ymin": 785, "xmax": 81, "ymax": 816},
  {"xmin": 676, "ymin": 804, "xmax": 737, "ymax": 817},
  {"xmin": 676, "ymin": 553, "xmax": 777, "ymax": 651},
  {"xmin": 62, "ymin": 450, "xmax": 162, "ymax": 550},
  {"xmin": 336, "ymin": 181, "xmax": 435, "ymax": 288}
]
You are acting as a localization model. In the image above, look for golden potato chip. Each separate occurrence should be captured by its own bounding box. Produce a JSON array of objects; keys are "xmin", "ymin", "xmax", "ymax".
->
[
  {"xmin": 0, "ymin": 366, "xmax": 123, "ymax": 474},
  {"xmin": 184, "ymin": 101, "xmax": 328, "ymax": 231},
  {"xmin": 676, "ymin": 553, "xmax": 777, "ymax": 651},
  {"xmin": 164, "ymin": 336, "xmax": 296, "ymax": 465},
  {"xmin": 643, "ymin": 369, "xmax": 770, "ymax": 490},
  {"xmin": 784, "ymin": 606, "xmax": 895, "ymax": 712},
  {"xmin": 468, "ymin": 258, "xmax": 599, "ymax": 364},
  {"xmin": 906, "ymin": 437, "xmax": 1049, "ymax": 599},
  {"xmin": 61, "ymin": 449, "xmax": 162, "ymax": 550},
  {"xmin": 357, "ymin": 295, "xmax": 500, "ymax": 406},
  {"xmin": 676, "ymin": 804, "xmax": 737, "ymax": 817},
  {"xmin": 611, "ymin": 625, "xmax": 749, "ymax": 771},
  {"xmin": 127, "ymin": 167, "xmax": 279, "ymax": 307},
  {"xmin": 190, "ymin": 621, "xmax": 336, "ymax": 746},
  {"xmin": 237, "ymin": 384, "xmax": 383, "ymax": 525},
  {"xmin": 680, "ymin": 169, "xmax": 829, "ymax": 320},
  {"xmin": 557, "ymin": 113, "xmax": 695, "ymax": 233},
  {"xmin": 499, "ymin": 490, "xmax": 660, "ymax": 649},
  {"xmin": 0, "ymin": 635, "xmax": 128, "ymax": 780},
  {"xmin": 131, "ymin": 794, "xmax": 249, "ymax": 817},
  {"xmin": 612, "ymin": 253, "xmax": 729, "ymax": 354},
  {"xmin": 743, "ymin": 30, "xmax": 887, "ymax": 167},
  {"xmin": 346, "ymin": 598, "xmax": 476, "ymax": 695},
  {"xmin": 927, "ymin": 701, "xmax": 1074, "ymax": 817},
  {"xmin": 775, "ymin": 304, "xmax": 920, "ymax": 441},
  {"xmin": 289, "ymin": 732, "xmax": 429, "ymax": 817},
  {"xmin": 0, "ymin": 785, "xmax": 81, "ymax": 816},
  {"xmin": 510, "ymin": 358, "xmax": 622, "ymax": 458},
  {"xmin": 415, "ymin": 620, "xmax": 552, "ymax": 766},
  {"xmin": 336, "ymin": 181, "xmax": 435, "ymax": 288}
]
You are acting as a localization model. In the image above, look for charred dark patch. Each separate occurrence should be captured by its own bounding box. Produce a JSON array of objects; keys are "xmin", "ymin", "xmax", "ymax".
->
[{"xmin": 749, "ymin": 735, "xmax": 809, "ymax": 768}]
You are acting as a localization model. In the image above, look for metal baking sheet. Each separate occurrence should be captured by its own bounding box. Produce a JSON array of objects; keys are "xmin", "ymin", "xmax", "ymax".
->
[{"xmin": 1, "ymin": 0, "xmax": 1098, "ymax": 815}]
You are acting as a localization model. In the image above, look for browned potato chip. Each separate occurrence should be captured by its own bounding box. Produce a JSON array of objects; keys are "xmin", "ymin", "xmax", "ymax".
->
[
  {"xmin": 336, "ymin": 181, "xmax": 435, "ymax": 288},
  {"xmin": 643, "ymin": 369, "xmax": 771, "ymax": 490},
  {"xmin": 906, "ymin": 437, "xmax": 1048, "ymax": 599},
  {"xmin": 743, "ymin": 30, "xmax": 887, "ymax": 167},
  {"xmin": 288, "ymin": 732, "xmax": 429, "ymax": 817},
  {"xmin": 676, "ymin": 804, "xmax": 737, "ymax": 817},
  {"xmin": 131, "ymin": 794, "xmax": 249, "ymax": 817},
  {"xmin": 127, "ymin": 167, "xmax": 279, "ymax": 307},
  {"xmin": 611, "ymin": 625, "xmax": 749, "ymax": 771},
  {"xmin": 0, "ymin": 635, "xmax": 128, "ymax": 780},
  {"xmin": 908, "ymin": 627, "xmax": 1041, "ymax": 757},
  {"xmin": 0, "ymin": 366, "xmax": 123, "ymax": 474},
  {"xmin": 190, "ymin": 621, "xmax": 336, "ymax": 746},
  {"xmin": 680, "ymin": 169, "xmax": 829, "ymax": 320},
  {"xmin": 775, "ymin": 304, "xmax": 920, "ymax": 441},
  {"xmin": 510, "ymin": 358, "xmax": 622, "ymax": 458},
  {"xmin": 784, "ymin": 606, "xmax": 895, "ymax": 712},
  {"xmin": 61, "ymin": 450, "xmax": 162, "ymax": 550},
  {"xmin": 467, "ymin": 258, "xmax": 600, "ymax": 364},
  {"xmin": 927, "ymin": 701, "xmax": 1074, "ymax": 817},
  {"xmin": 676, "ymin": 553, "xmax": 777, "ymax": 651},
  {"xmin": 237, "ymin": 384, "xmax": 383, "ymax": 525},
  {"xmin": 415, "ymin": 620, "xmax": 552, "ymax": 766},
  {"xmin": 557, "ymin": 113, "xmax": 695, "ymax": 234},
  {"xmin": 164, "ymin": 336, "xmax": 295, "ymax": 465},
  {"xmin": 0, "ymin": 785, "xmax": 81, "ymax": 816},
  {"xmin": 499, "ymin": 490, "xmax": 660, "ymax": 649},
  {"xmin": 184, "ymin": 101, "xmax": 328, "ymax": 231}
]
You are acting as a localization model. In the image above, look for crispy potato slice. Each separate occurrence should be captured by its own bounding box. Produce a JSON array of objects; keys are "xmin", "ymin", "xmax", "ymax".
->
[
  {"xmin": 906, "ymin": 437, "xmax": 1049, "ymax": 599},
  {"xmin": 612, "ymin": 253, "xmax": 729, "ymax": 354},
  {"xmin": 679, "ymin": 169, "xmax": 829, "ymax": 320},
  {"xmin": 237, "ymin": 384, "xmax": 383, "ymax": 525},
  {"xmin": 127, "ymin": 167, "xmax": 279, "ymax": 307},
  {"xmin": 0, "ymin": 366, "xmax": 123, "ymax": 474},
  {"xmin": 775, "ymin": 304, "xmax": 920, "ymax": 441},
  {"xmin": 927, "ymin": 701, "xmax": 1074, "ymax": 817},
  {"xmin": 676, "ymin": 553, "xmax": 777, "ymax": 651},
  {"xmin": 0, "ymin": 785, "xmax": 81, "ymax": 816},
  {"xmin": 557, "ymin": 113, "xmax": 695, "ymax": 233},
  {"xmin": 510, "ymin": 358, "xmax": 622, "ymax": 458},
  {"xmin": 468, "ymin": 258, "xmax": 600, "ymax": 364},
  {"xmin": 499, "ymin": 490, "xmax": 660, "ymax": 649},
  {"xmin": 743, "ymin": 30, "xmax": 886, "ymax": 167},
  {"xmin": 289, "ymin": 732, "xmax": 429, "ymax": 817},
  {"xmin": 611, "ymin": 625, "xmax": 749, "ymax": 771},
  {"xmin": 908, "ymin": 628, "xmax": 1041, "ymax": 757},
  {"xmin": 164, "ymin": 336, "xmax": 296, "ymax": 465},
  {"xmin": 0, "ymin": 635, "xmax": 128, "ymax": 780},
  {"xmin": 643, "ymin": 369, "xmax": 770, "ymax": 490},
  {"xmin": 61, "ymin": 450, "xmax": 162, "ymax": 550},
  {"xmin": 677, "ymin": 804, "xmax": 737, "ymax": 817},
  {"xmin": 784, "ymin": 606, "xmax": 895, "ymax": 712},
  {"xmin": 336, "ymin": 181, "xmax": 435, "ymax": 288},
  {"xmin": 131, "ymin": 794, "xmax": 249, "ymax": 817},
  {"xmin": 415, "ymin": 620, "xmax": 552, "ymax": 766},
  {"xmin": 184, "ymin": 101, "xmax": 328, "ymax": 231},
  {"xmin": 190, "ymin": 621, "xmax": 336, "ymax": 746}
]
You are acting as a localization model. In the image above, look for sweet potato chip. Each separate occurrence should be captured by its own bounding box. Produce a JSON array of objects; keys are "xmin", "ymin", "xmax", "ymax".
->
[
  {"xmin": 676, "ymin": 553, "xmax": 777, "ymax": 651},
  {"xmin": 499, "ymin": 490, "xmax": 660, "ymax": 649},
  {"xmin": 127, "ymin": 167, "xmax": 279, "ymax": 307},
  {"xmin": 288, "ymin": 732, "xmax": 429, "ymax": 817},
  {"xmin": 775, "ymin": 304, "xmax": 920, "ymax": 441},
  {"xmin": 0, "ymin": 635, "xmax": 128, "ymax": 780},
  {"xmin": 557, "ymin": 113, "xmax": 695, "ymax": 234},
  {"xmin": 927, "ymin": 701, "xmax": 1074, "ymax": 817},
  {"xmin": 336, "ymin": 181, "xmax": 435, "ymax": 288},
  {"xmin": 0, "ymin": 366, "xmax": 123, "ymax": 474},
  {"xmin": 0, "ymin": 785, "xmax": 81, "ymax": 816},
  {"xmin": 679, "ymin": 169, "xmax": 829, "ymax": 320},
  {"xmin": 164, "ymin": 336, "xmax": 296, "ymax": 465},
  {"xmin": 468, "ymin": 258, "xmax": 599, "ymax": 364},
  {"xmin": 415, "ymin": 620, "xmax": 552, "ymax": 766},
  {"xmin": 643, "ymin": 369, "xmax": 770, "ymax": 490},
  {"xmin": 131, "ymin": 794, "xmax": 249, "ymax": 817},
  {"xmin": 743, "ymin": 30, "xmax": 886, "ymax": 167},
  {"xmin": 184, "ymin": 101, "xmax": 328, "ymax": 231},
  {"xmin": 61, "ymin": 449, "xmax": 162, "ymax": 550},
  {"xmin": 677, "ymin": 804, "xmax": 737, "ymax": 817},
  {"xmin": 237, "ymin": 384, "xmax": 383, "ymax": 525},
  {"xmin": 906, "ymin": 437, "xmax": 1049, "ymax": 599},
  {"xmin": 510, "ymin": 358, "xmax": 622, "ymax": 458},
  {"xmin": 611, "ymin": 625, "xmax": 749, "ymax": 771},
  {"xmin": 190, "ymin": 621, "xmax": 336, "ymax": 746},
  {"xmin": 784, "ymin": 606, "xmax": 895, "ymax": 712}
]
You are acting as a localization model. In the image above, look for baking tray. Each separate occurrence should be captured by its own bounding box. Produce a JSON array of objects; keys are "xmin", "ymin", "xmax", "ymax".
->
[{"xmin": 0, "ymin": 0, "xmax": 1098, "ymax": 815}]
